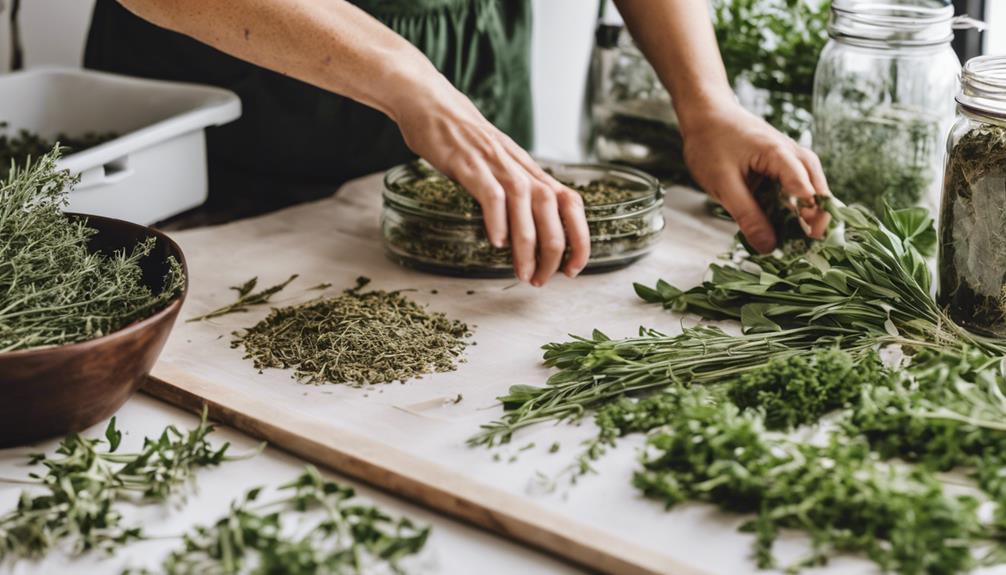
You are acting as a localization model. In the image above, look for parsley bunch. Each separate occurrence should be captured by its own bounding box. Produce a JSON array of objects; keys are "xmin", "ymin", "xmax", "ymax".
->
[{"xmin": 634, "ymin": 387, "xmax": 986, "ymax": 574}]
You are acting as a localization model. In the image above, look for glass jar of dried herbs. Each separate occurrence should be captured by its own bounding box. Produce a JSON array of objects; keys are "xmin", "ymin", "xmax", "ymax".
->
[
  {"xmin": 939, "ymin": 55, "xmax": 1006, "ymax": 336},
  {"xmin": 382, "ymin": 161, "xmax": 665, "ymax": 277},
  {"xmin": 812, "ymin": 0, "xmax": 961, "ymax": 215}
]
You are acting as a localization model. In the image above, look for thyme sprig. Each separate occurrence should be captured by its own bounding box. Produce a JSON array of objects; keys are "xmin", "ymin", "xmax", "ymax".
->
[
  {"xmin": 0, "ymin": 149, "xmax": 184, "ymax": 352},
  {"xmin": 130, "ymin": 466, "xmax": 430, "ymax": 575},
  {"xmin": 187, "ymin": 275, "xmax": 298, "ymax": 323},
  {"xmin": 0, "ymin": 408, "xmax": 241, "ymax": 561}
]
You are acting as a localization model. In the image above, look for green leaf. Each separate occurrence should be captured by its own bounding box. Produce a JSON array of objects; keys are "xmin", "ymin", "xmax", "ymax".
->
[
  {"xmin": 105, "ymin": 417, "xmax": 122, "ymax": 452},
  {"xmin": 634, "ymin": 282, "xmax": 663, "ymax": 303}
]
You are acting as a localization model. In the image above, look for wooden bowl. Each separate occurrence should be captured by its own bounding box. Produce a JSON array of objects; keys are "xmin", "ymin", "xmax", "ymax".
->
[{"xmin": 0, "ymin": 214, "xmax": 187, "ymax": 448}]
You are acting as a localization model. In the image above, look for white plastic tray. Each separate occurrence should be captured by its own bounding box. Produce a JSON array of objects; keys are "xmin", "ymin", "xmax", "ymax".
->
[{"xmin": 0, "ymin": 67, "xmax": 241, "ymax": 224}]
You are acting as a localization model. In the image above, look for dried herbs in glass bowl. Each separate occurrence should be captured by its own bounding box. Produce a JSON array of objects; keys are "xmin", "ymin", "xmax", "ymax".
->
[{"xmin": 381, "ymin": 161, "xmax": 665, "ymax": 277}]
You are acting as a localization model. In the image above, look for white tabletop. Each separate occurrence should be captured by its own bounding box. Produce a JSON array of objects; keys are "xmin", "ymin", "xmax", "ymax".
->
[{"xmin": 0, "ymin": 393, "xmax": 583, "ymax": 575}]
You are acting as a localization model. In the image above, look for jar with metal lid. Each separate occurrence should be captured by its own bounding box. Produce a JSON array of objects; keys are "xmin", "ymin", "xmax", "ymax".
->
[
  {"xmin": 812, "ymin": 0, "xmax": 962, "ymax": 215},
  {"xmin": 939, "ymin": 56, "xmax": 1006, "ymax": 336},
  {"xmin": 382, "ymin": 161, "xmax": 665, "ymax": 277}
]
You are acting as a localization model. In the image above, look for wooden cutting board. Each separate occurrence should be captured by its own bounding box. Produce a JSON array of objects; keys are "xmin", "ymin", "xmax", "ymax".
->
[{"xmin": 145, "ymin": 173, "xmax": 844, "ymax": 575}]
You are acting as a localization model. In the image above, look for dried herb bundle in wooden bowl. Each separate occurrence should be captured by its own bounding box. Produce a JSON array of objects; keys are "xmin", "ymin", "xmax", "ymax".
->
[{"xmin": 0, "ymin": 149, "xmax": 186, "ymax": 447}]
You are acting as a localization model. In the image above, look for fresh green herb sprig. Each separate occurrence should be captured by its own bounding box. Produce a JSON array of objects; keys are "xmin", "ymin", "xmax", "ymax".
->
[
  {"xmin": 468, "ymin": 325, "xmax": 870, "ymax": 447},
  {"xmin": 233, "ymin": 276, "xmax": 472, "ymax": 385},
  {"xmin": 130, "ymin": 466, "xmax": 430, "ymax": 575},
  {"xmin": 634, "ymin": 387, "xmax": 986, "ymax": 574},
  {"xmin": 636, "ymin": 199, "xmax": 1006, "ymax": 359},
  {"xmin": 187, "ymin": 275, "xmax": 298, "ymax": 322},
  {"xmin": 0, "ymin": 409, "xmax": 237, "ymax": 561},
  {"xmin": 0, "ymin": 149, "xmax": 185, "ymax": 352}
]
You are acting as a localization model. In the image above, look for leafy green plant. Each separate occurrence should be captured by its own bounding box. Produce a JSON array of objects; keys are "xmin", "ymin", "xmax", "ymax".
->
[
  {"xmin": 0, "ymin": 409, "xmax": 238, "ymax": 561},
  {"xmin": 129, "ymin": 466, "xmax": 430, "ymax": 575},
  {"xmin": 634, "ymin": 386, "xmax": 987, "ymax": 574},
  {"xmin": 0, "ymin": 149, "xmax": 184, "ymax": 352},
  {"xmin": 712, "ymin": 0, "xmax": 830, "ymax": 137}
]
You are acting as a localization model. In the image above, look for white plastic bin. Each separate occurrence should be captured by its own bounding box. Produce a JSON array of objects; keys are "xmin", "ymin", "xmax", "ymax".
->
[{"xmin": 0, "ymin": 67, "xmax": 241, "ymax": 224}]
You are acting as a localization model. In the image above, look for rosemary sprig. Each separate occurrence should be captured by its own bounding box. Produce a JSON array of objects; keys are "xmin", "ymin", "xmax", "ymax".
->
[
  {"xmin": 187, "ymin": 274, "xmax": 298, "ymax": 322},
  {"xmin": 0, "ymin": 408, "xmax": 242, "ymax": 561},
  {"xmin": 128, "ymin": 466, "xmax": 430, "ymax": 575}
]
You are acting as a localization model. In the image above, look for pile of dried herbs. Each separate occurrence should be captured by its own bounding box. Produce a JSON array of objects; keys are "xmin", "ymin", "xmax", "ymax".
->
[
  {"xmin": 233, "ymin": 277, "xmax": 472, "ymax": 385},
  {"xmin": 0, "ymin": 122, "xmax": 117, "ymax": 179},
  {"xmin": 814, "ymin": 106, "xmax": 941, "ymax": 214},
  {"xmin": 939, "ymin": 122, "xmax": 1006, "ymax": 336},
  {"xmin": 383, "ymin": 161, "xmax": 663, "ymax": 275},
  {"xmin": 0, "ymin": 150, "xmax": 185, "ymax": 352}
]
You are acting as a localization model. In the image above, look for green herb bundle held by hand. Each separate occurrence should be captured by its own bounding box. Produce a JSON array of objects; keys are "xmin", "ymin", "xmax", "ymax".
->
[
  {"xmin": 233, "ymin": 277, "xmax": 471, "ymax": 385},
  {"xmin": 0, "ymin": 150, "xmax": 184, "ymax": 352}
]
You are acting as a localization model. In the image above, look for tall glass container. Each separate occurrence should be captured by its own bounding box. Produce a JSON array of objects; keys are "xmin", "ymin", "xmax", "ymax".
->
[
  {"xmin": 812, "ymin": 0, "xmax": 960, "ymax": 215},
  {"xmin": 939, "ymin": 56, "xmax": 1006, "ymax": 336},
  {"xmin": 582, "ymin": 23, "xmax": 692, "ymax": 188}
]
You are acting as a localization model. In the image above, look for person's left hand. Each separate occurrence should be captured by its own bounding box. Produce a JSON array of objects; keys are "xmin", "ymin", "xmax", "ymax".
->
[{"xmin": 680, "ymin": 102, "xmax": 831, "ymax": 253}]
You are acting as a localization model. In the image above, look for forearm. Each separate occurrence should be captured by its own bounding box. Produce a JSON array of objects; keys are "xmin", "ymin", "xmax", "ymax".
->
[
  {"xmin": 117, "ymin": 0, "xmax": 437, "ymax": 121},
  {"xmin": 612, "ymin": 0, "xmax": 736, "ymax": 135}
]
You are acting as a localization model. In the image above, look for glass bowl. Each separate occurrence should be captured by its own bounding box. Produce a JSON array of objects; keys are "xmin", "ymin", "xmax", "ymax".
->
[{"xmin": 381, "ymin": 161, "xmax": 665, "ymax": 277}]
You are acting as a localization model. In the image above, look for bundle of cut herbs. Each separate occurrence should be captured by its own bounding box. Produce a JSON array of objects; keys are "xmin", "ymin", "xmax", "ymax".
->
[
  {"xmin": 0, "ymin": 149, "xmax": 184, "ymax": 352},
  {"xmin": 472, "ymin": 186, "xmax": 1006, "ymax": 573}
]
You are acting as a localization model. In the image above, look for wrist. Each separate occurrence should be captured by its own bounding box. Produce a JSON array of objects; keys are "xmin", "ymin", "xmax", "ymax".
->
[
  {"xmin": 370, "ymin": 51, "xmax": 446, "ymax": 123},
  {"xmin": 674, "ymin": 89, "xmax": 742, "ymax": 138}
]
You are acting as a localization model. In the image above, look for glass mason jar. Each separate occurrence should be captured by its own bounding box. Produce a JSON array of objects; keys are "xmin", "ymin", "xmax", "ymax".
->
[
  {"xmin": 939, "ymin": 56, "xmax": 1006, "ymax": 336},
  {"xmin": 382, "ymin": 161, "xmax": 665, "ymax": 278},
  {"xmin": 582, "ymin": 21, "xmax": 692, "ymax": 188},
  {"xmin": 812, "ymin": 0, "xmax": 960, "ymax": 215}
]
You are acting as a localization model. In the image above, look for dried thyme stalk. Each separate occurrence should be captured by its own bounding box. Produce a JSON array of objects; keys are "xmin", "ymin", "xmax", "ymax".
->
[
  {"xmin": 939, "ymin": 122, "xmax": 1006, "ymax": 336},
  {"xmin": 0, "ymin": 409, "xmax": 237, "ymax": 561},
  {"xmin": 233, "ymin": 277, "xmax": 471, "ymax": 385},
  {"xmin": 0, "ymin": 150, "xmax": 185, "ymax": 352},
  {"xmin": 127, "ymin": 466, "xmax": 430, "ymax": 575},
  {"xmin": 187, "ymin": 275, "xmax": 298, "ymax": 322}
]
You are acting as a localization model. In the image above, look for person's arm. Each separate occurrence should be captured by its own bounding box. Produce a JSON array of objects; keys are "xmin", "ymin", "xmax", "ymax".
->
[
  {"xmin": 119, "ymin": 0, "xmax": 589, "ymax": 286},
  {"xmin": 613, "ymin": 0, "xmax": 830, "ymax": 253}
]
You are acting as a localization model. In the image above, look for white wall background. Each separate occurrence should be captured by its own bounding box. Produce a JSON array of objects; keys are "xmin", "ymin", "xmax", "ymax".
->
[{"xmin": 0, "ymin": 0, "xmax": 597, "ymax": 161}]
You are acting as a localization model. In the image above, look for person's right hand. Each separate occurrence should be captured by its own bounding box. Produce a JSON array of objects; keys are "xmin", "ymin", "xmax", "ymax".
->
[{"xmin": 388, "ymin": 71, "xmax": 590, "ymax": 287}]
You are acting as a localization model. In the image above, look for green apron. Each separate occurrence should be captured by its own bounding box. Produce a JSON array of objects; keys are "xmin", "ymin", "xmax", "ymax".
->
[{"xmin": 84, "ymin": 0, "xmax": 532, "ymax": 217}]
